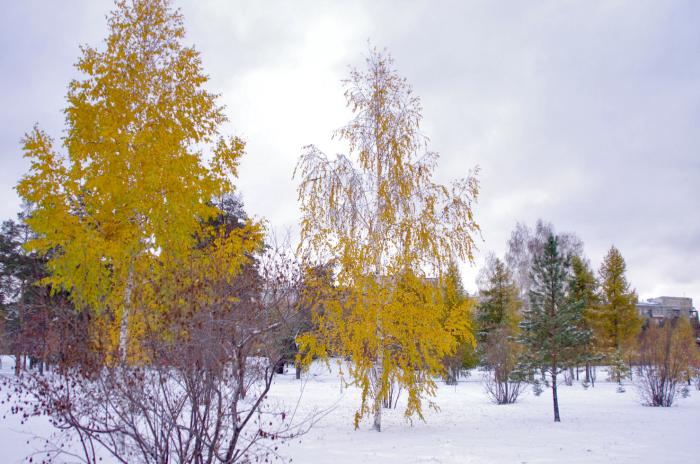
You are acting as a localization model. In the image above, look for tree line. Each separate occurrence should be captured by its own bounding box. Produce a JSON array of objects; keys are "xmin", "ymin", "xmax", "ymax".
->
[{"xmin": 463, "ymin": 220, "xmax": 699, "ymax": 421}]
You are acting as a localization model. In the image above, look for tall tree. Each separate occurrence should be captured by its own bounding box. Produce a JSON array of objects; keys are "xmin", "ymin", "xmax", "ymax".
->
[
  {"xmin": 568, "ymin": 255, "xmax": 601, "ymax": 385},
  {"xmin": 295, "ymin": 48, "xmax": 480, "ymax": 431},
  {"xmin": 6, "ymin": 2, "xmax": 316, "ymax": 461},
  {"xmin": 598, "ymin": 246, "xmax": 641, "ymax": 383},
  {"xmin": 519, "ymin": 235, "xmax": 589, "ymax": 422},
  {"xmin": 15, "ymin": 0, "xmax": 254, "ymax": 360}
]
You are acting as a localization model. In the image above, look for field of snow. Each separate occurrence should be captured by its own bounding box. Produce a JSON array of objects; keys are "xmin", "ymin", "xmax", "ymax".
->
[{"xmin": 1, "ymin": 356, "xmax": 698, "ymax": 463}]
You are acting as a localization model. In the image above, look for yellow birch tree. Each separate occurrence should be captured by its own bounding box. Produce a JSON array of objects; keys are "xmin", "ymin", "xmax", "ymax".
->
[
  {"xmin": 295, "ymin": 48, "xmax": 480, "ymax": 431},
  {"xmin": 15, "ymin": 0, "xmax": 257, "ymax": 360}
]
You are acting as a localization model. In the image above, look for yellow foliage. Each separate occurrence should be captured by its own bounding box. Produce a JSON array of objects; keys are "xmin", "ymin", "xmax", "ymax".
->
[
  {"xmin": 15, "ymin": 0, "xmax": 261, "ymax": 359},
  {"xmin": 296, "ymin": 48, "xmax": 479, "ymax": 429},
  {"xmin": 596, "ymin": 246, "xmax": 642, "ymax": 365}
]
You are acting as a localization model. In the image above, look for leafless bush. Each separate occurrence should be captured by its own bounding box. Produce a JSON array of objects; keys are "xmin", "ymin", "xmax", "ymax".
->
[
  {"xmin": 7, "ymin": 243, "xmax": 317, "ymax": 463},
  {"xmin": 12, "ymin": 359, "xmax": 302, "ymax": 463},
  {"xmin": 482, "ymin": 327, "xmax": 525, "ymax": 404},
  {"xmin": 483, "ymin": 370, "xmax": 525, "ymax": 404},
  {"xmin": 636, "ymin": 317, "xmax": 699, "ymax": 407}
]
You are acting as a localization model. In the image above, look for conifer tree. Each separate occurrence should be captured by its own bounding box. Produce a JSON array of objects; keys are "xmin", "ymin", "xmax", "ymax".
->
[
  {"xmin": 295, "ymin": 48, "xmax": 479, "ymax": 431},
  {"xmin": 568, "ymin": 255, "xmax": 601, "ymax": 385},
  {"xmin": 519, "ymin": 235, "xmax": 589, "ymax": 421},
  {"xmin": 476, "ymin": 258, "xmax": 521, "ymax": 340},
  {"xmin": 598, "ymin": 246, "xmax": 641, "ymax": 384}
]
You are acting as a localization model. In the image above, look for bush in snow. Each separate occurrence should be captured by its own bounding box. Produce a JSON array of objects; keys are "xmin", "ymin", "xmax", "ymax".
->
[
  {"xmin": 635, "ymin": 317, "xmax": 698, "ymax": 407},
  {"xmin": 6, "ymin": 242, "xmax": 315, "ymax": 463},
  {"xmin": 482, "ymin": 327, "xmax": 525, "ymax": 404}
]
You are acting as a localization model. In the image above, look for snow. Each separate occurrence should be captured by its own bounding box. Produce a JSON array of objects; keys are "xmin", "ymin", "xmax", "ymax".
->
[{"xmin": 1, "ymin": 356, "xmax": 698, "ymax": 463}]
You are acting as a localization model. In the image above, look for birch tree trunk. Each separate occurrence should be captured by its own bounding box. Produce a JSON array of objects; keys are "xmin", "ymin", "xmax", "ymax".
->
[
  {"xmin": 372, "ymin": 257, "xmax": 383, "ymax": 431},
  {"xmin": 373, "ymin": 352, "xmax": 383, "ymax": 431},
  {"xmin": 372, "ymin": 122, "xmax": 384, "ymax": 432}
]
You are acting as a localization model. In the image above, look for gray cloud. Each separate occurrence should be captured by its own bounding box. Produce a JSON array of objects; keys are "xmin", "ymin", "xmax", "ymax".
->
[{"xmin": 1, "ymin": 0, "xmax": 698, "ymax": 301}]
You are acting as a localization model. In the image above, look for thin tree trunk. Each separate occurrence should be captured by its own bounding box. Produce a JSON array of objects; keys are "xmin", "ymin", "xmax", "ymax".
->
[
  {"xmin": 372, "ymin": 185, "xmax": 383, "ymax": 431},
  {"xmin": 372, "ymin": 110, "xmax": 385, "ymax": 432},
  {"xmin": 372, "ymin": 260, "xmax": 383, "ymax": 430},
  {"xmin": 373, "ymin": 354, "xmax": 383, "ymax": 431},
  {"xmin": 628, "ymin": 357, "xmax": 633, "ymax": 381},
  {"xmin": 119, "ymin": 265, "xmax": 135, "ymax": 363},
  {"xmin": 16, "ymin": 300, "xmax": 24, "ymax": 376},
  {"xmin": 552, "ymin": 370, "xmax": 560, "ymax": 422},
  {"xmin": 40, "ymin": 334, "xmax": 48, "ymax": 375}
]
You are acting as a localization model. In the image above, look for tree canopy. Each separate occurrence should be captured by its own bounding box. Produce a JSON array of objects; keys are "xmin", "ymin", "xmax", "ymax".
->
[
  {"xmin": 16, "ymin": 0, "xmax": 262, "ymax": 359},
  {"xmin": 295, "ymin": 48, "xmax": 479, "ymax": 431}
]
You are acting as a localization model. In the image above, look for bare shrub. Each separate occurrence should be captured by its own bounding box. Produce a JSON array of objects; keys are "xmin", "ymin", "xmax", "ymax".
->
[
  {"xmin": 13, "ymin": 359, "xmax": 300, "ymax": 463},
  {"xmin": 7, "ymin": 244, "xmax": 316, "ymax": 463},
  {"xmin": 636, "ymin": 317, "xmax": 699, "ymax": 407},
  {"xmin": 482, "ymin": 327, "xmax": 525, "ymax": 404},
  {"xmin": 484, "ymin": 370, "xmax": 525, "ymax": 405}
]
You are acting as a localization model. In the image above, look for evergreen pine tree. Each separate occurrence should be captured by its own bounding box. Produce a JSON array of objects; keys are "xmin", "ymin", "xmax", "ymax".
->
[
  {"xmin": 598, "ymin": 246, "xmax": 641, "ymax": 384},
  {"xmin": 519, "ymin": 235, "xmax": 590, "ymax": 421}
]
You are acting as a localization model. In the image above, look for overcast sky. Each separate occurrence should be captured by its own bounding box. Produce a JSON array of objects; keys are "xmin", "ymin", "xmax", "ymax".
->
[{"xmin": 1, "ymin": 0, "xmax": 699, "ymax": 300}]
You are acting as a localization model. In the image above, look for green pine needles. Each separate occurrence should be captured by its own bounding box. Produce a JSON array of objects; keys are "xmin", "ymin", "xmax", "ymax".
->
[{"xmin": 518, "ymin": 234, "xmax": 591, "ymax": 422}]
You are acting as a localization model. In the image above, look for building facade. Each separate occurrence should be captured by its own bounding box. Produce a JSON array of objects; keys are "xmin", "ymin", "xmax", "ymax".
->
[{"xmin": 636, "ymin": 296, "xmax": 698, "ymax": 325}]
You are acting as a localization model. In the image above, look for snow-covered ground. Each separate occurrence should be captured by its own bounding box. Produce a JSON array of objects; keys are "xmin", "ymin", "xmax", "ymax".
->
[{"xmin": 1, "ymin": 356, "xmax": 698, "ymax": 463}]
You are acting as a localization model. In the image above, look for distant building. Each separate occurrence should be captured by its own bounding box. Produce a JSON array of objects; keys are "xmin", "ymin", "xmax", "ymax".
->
[{"xmin": 636, "ymin": 296, "xmax": 698, "ymax": 325}]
